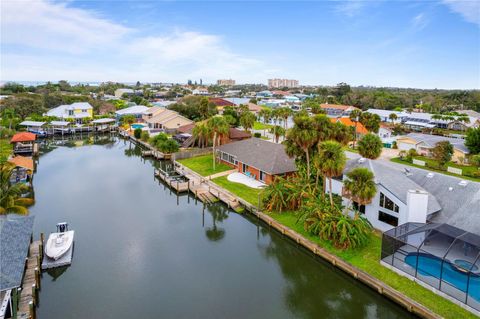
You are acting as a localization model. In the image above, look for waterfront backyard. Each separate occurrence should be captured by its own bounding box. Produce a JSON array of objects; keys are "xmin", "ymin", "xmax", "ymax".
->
[{"xmin": 28, "ymin": 137, "xmax": 414, "ymax": 319}]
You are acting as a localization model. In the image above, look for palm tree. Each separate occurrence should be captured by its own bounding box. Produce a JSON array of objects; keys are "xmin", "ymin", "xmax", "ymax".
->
[
  {"xmin": 0, "ymin": 163, "xmax": 34, "ymax": 215},
  {"xmin": 207, "ymin": 116, "xmax": 229, "ymax": 170},
  {"xmin": 357, "ymin": 133, "xmax": 383, "ymax": 159},
  {"xmin": 343, "ymin": 167, "xmax": 376, "ymax": 211},
  {"xmin": 279, "ymin": 107, "xmax": 292, "ymax": 130},
  {"xmin": 317, "ymin": 141, "xmax": 346, "ymax": 207},
  {"xmin": 263, "ymin": 176, "xmax": 288, "ymax": 212},
  {"xmin": 269, "ymin": 125, "xmax": 285, "ymax": 143},
  {"xmin": 388, "ymin": 113, "xmax": 398, "ymax": 124},
  {"xmin": 258, "ymin": 108, "xmax": 272, "ymax": 136},
  {"xmin": 192, "ymin": 122, "xmax": 211, "ymax": 148},
  {"xmin": 239, "ymin": 111, "xmax": 256, "ymax": 133},
  {"xmin": 349, "ymin": 109, "xmax": 362, "ymax": 149},
  {"xmin": 122, "ymin": 115, "xmax": 136, "ymax": 132},
  {"xmin": 286, "ymin": 116, "xmax": 317, "ymax": 178},
  {"xmin": 2, "ymin": 108, "xmax": 16, "ymax": 130}
]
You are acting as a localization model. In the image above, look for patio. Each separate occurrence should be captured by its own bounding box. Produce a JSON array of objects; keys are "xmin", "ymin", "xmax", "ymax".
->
[{"xmin": 227, "ymin": 172, "xmax": 266, "ymax": 189}]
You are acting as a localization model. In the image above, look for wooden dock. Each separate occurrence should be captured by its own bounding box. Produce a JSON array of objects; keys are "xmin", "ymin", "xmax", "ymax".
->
[
  {"xmin": 17, "ymin": 240, "xmax": 42, "ymax": 319},
  {"xmin": 154, "ymin": 169, "xmax": 189, "ymax": 193}
]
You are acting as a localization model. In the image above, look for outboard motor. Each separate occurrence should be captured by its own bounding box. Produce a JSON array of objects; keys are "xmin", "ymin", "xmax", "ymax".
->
[{"xmin": 57, "ymin": 222, "xmax": 68, "ymax": 233}]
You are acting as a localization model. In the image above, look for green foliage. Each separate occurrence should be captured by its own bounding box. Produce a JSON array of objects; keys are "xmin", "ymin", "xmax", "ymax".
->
[
  {"xmin": 133, "ymin": 128, "xmax": 142, "ymax": 139},
  {"xmin": 169, "ymin": 96, "xmax": 217, "ymax": 121},
  {"xmin": 431, "ymin": 141, "xmax": 453, "ymax": 166},
  {"xmin": 0, "ymin": 162, "xmax": 34, "ymax": 215},
  {"xmin": 357, "ymin": 133, "xmax": 383, "ymax": 159},
  {"xmin": 470, "ymin": 154, "xmax": 480, "ymax": 167},
  {"xmin": 112, "ymin": 99, "xmax": 128, "ymax": 110},
  {"xmin": 465, "ymin": 127, "xmax": 480, "ymax": 154},
  {"xmin": 253, "ymin": 132, "xmax": 261, "ymax": 138},
  {"xmin": 222, "ymin": 106, "xmax": 239, "ymax": 126},
  {"xmin": 269, "ymin": 125, "xmax": 285, "ymax": 143},
  {"xmin": 239, "ymin": 111, "xmax": 256, "ymax": 132},
  {"xmin": 343, "ymin": 168, "xmax": 377, "ymax": 206},
  {"xmin": 359, "ymin": 112, "xmax": 381, "ymax": 133},
  {"xmin": 140, "ymin": 131, "xmax": 150, "ymax": 142},
  {"xmin": 157, "ymin": 139, "xmax": 179, "ymax": 154}
]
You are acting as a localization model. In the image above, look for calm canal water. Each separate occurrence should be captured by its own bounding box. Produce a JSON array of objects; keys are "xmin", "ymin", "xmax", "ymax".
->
[{"xmin": 30, "ymin": 136, "xmax": 415, "ymax": 319}]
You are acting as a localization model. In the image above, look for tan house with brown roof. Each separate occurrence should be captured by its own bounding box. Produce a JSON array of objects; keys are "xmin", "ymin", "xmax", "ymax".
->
[{"xmin": 144, "ymin": 108, "xmax": 194, "ymax": 134}]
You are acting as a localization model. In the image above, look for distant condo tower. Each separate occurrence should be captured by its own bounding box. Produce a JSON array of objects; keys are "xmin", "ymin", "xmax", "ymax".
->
[
  {"xmin": 217, "ymin": 79, "xmax": 236, "ymax": 86},
  {"xmin": 268, "ymin": 78, "xmax": 299, "ymax": 88}
]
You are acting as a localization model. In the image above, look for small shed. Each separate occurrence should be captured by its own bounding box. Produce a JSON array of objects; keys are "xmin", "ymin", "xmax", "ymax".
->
[
  {"xmin": 19, "ymin": 121, "xmax": 47, "ymax": 136},
  {"xmin": 92, "ymin": 118, "xmax": 116, "ymax": 132}
]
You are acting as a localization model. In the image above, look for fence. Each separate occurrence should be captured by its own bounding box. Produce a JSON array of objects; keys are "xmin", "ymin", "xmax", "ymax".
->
[
  {"xmin": 172, "ymin": 147, "xmax": 213, "ymax": 161},
  {"xmin": 447, "ymin": 166, "xmax": 462, "ymax": 175}
]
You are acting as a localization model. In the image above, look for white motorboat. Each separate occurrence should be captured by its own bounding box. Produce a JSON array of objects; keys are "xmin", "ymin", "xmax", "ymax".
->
[{"xmin": 45, "ymin": 222, "xmax": 74, "ymax": 261}]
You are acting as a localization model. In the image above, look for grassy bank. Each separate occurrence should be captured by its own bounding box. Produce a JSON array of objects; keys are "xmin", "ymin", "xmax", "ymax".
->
[
  {"xmin": 269, "ymin": 211, "xmax": 476, "ymax": 319},
  {"xmin": 212, "ymin": 175, "xmax": 263, "ymax": 206},
  {"xmin": 177, "ymin": 154, "xmax": 232, "ymax": 177},
  {"xmin": 0, "ymin": 139, "xmax": 12, "ymax": 162},
  {"xmin": 253, "ymin": 121, "xmax": 273, "ymax": 130}
]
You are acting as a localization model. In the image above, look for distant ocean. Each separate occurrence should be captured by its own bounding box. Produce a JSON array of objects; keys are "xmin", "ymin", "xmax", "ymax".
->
[{"xmin": 0, "ymin": 81, "xmax": 137, "ymax": 87}]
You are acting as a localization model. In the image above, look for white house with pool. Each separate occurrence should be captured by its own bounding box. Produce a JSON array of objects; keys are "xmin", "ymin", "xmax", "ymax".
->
[{"xmin": 329, "ymin": 154, "xmax": 480, "ymax": 315}]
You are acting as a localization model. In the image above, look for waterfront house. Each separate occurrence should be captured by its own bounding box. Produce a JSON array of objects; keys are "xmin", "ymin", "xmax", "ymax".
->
[
  {"xmin": 115, "ymin": 105, "xmax": 149, "ymax": 122},
  {"xmin": 321, "ymin": 104, "xmax": 358, "ymax": 117},
  {"xmin": 144, "ymin": 108, "xmax": 193, "ymax": 134},
  {"xmin": 216, "ymin": 137, "xmax": 296, "ymax": 184},
  {"xmin": 330, "ymin": 155, "xmax": 480, "ymax": 234},
  {"xmin": 192, "ymin": 88, "xmax": 209, "ymax": 95},
  {"xmin": 10, "ymin": 132, "xmax": 37, "ymax": 155},
  {"xmin": 396, "ymin": 133, "xmax": 469, "ymax": 162},
  {"xmin": 45, "ymin": 102, "xmax": 93, "ymax": 124}
]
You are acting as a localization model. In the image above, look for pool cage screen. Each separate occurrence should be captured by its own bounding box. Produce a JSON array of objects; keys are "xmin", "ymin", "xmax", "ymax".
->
[{"xmin": 381, "ymin": 222, "xmax": 480, "ymax": 312}]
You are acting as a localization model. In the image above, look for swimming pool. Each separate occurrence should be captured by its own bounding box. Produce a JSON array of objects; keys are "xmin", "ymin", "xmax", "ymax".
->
[
  {"xmin": 131, "ymin": 124, "xmax": 145, "ymax": 129},
  {"xmin": 405, "ymin": 253, "xmax": 480, "ymax": 302}
]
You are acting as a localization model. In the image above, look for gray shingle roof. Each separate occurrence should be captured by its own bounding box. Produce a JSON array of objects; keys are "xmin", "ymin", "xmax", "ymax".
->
[
  {"xmin": 344, "ymin": 159, "xmax": 441, "ymax": 215},
  {"xmin": 0, "ymin": 216, "xmax": 35, "ymax": 291},
  {"xmin": 406, "ymin": 133, "xmax": 469, "ymax": 154},
  {"xmin": 217, "ymin": 138, "xmax": 296, "ymax": 175}
]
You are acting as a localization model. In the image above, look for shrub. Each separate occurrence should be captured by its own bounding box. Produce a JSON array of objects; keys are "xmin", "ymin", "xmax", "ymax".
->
[
  {"xmin": 392, "ymin": 141, "xmax": 397, "ymax": 149},
  {"xmin": 133, "ymin": 128, "xmax": 142, "ymax": 139},
  {"xmin": 253, "ymin": 132, "xmax": 261, "ymax": 138},
  {"xmin": 140, "ymin": 131, "xmax": 150, "ymax": 142},
  {"xmin": 357, "ymin": 133, "xmax": 382, "ymax": 159},
  {"xmin": 157, "ymin": 139, "xmax": 179, "ymax": 154},
  {"xmin": 405, "ymin": 148, "xmax": 417, "ymax": 162},
  {"xmin": 470, "ymin": 154, "xmax": 480, "ymax": 167}
]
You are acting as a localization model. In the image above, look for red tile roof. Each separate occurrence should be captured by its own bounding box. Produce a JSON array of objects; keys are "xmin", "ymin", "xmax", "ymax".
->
[
  {"xmin": 229, "ymin": 128, "xmax": 251, "ymax": 139},
  {"xmin": 10, "ymin": 132, "xmax": 36, "ymax": 143},
  {"xmin": 177, "ymin": 123, "xmax": 195, "ymax": 134},
  {"xmin": 209, "ymin": 98, "xmax": 235, "ymax": 106},
  {"xmin": 330, "ymin": 117, "xmax": 368, "ymax": 134},
  {"xmin": 8, "ymin": 156, "xmax": 34, "ymax": 171}
]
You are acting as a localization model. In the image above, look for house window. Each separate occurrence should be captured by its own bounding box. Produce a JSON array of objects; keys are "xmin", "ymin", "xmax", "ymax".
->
[
  {"xmin": 260, "ymin": 171, "xmax": 266, "ymax": 182},
  {"xmin": 352, "ymin": 202, "xmax": 365, "ymax": 214},
  {"xmin": 379, "ymin": 192, "xmax": 399, "ymax": 213},
  {"xmin": 378, "ymin": 211, "xmax": 398, "ymax": 227},
  {"xmin": 242, "ymin": 163, "xmax": 248, "ymax": 172},
  {"xmin": 68, "ymin": 110, "xmax": 74, "ymax": 116},
  {"xmin": 220, "ymin": 152, "xmax": 236, "ymax": 165}
]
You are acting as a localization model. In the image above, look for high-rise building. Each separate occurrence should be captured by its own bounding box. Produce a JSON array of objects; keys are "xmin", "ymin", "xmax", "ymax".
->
[
  {"xmin": 217, "ymin": 79, "xmax": 236, "ymax": 86},
  {"xmin": 268, "ymin": 79, "xmax": 299, "ymax": 88}
]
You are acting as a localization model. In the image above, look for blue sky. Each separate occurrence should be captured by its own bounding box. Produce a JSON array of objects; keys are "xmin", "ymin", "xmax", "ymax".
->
[{"xmin": 1, "ymin": 0, "xmax": 479, "ymax": 89}]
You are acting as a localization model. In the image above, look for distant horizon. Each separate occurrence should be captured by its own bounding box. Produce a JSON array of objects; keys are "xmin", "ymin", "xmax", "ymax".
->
[{"xmin": 1, "ymin": 80, "xmax": 478, "ymax": 91}]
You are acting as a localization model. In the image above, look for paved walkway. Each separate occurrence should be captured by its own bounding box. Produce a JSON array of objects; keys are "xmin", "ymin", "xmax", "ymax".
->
[{"xmin": 206, "ymin": 169, "xmax": 237, "ymax": 180}]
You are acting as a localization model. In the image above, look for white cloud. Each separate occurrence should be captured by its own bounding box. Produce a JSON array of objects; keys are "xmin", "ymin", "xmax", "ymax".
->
[
  {"xmin": 0, "ymin": 0, "xmax": 270, "ymax": 83},
  {"xmin": 334, "ymin": 0, "xmax": 366, "ymax": 17},
  {"xmin": 411, "ymin": 13, "xmax": 429, "ymax": 30},
  {"xmin": 442, "ymin": 0, "xmax": 480, "ymax": 26}
]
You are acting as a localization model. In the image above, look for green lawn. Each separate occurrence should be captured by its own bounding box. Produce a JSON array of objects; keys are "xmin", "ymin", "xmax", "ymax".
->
[
  {"xmin": 178, "ymin": 154, "xmax": 232, "ymax": 176},
  {"xmin": 0, "ymin": 139, "xmax": 12, "ymax": 162},
  {"xmin": 391, "ymin": 156, "xmax": 480, "ymax": 182},
  {"xmin": 253, "ymin": 121, "xmax": 273, "ymax": 130},
  {"xmin": 212, "ymin": 175, "xmax": 263, "ymax": 207},
  {"xmin": 269, "ymin": 211, "xmax": 476, "ymax": 319}
]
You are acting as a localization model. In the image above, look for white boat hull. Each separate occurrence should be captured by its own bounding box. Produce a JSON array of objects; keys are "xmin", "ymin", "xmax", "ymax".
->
[{"xmin": 45, "ymin": 230, "xmax": 74, "ymax": 260}]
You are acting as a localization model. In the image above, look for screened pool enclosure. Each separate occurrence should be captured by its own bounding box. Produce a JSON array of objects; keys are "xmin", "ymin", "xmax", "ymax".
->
[{"xmin": 381, "ymin": 223, "xmax": 480, "ymax": 313}]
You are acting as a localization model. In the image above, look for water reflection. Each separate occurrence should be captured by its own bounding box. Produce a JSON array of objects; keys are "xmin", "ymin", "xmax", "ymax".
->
[
  {"xmin": 204, "ymin": 203, "xmax": 229, "ymax": 242},
  {"xmin": 45, "ymin": 266, "xmax": 69, "ymax": 281}
]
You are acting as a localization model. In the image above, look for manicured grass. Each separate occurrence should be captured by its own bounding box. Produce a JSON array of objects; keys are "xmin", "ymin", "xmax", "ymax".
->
[
  {"xmin": 178, "ymin": 154, "xmax": 232, "ymax": 176},
  {"xmin": 269, "ymin": 211, "xmax": 476, "ymax": 319},
  {"xmin": 253, "ymin": 121, "xmax": 273, "ymax": 130},
  {"xmin": 391, "ymin": 157, "xmax": 480, "ymax": 182},
  {"xmin": 212, "ymin": 175, "xmax": 263, "ymax": 207},
  {"xmin": 0, "ymin": 139, "xmax": 12, "ymax": 161}
]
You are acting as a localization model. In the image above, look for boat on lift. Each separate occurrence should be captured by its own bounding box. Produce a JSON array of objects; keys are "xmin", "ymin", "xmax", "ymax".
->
[{"xmin": 45, "ymin": 222, "xmax": 74, "ymax": 261}]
